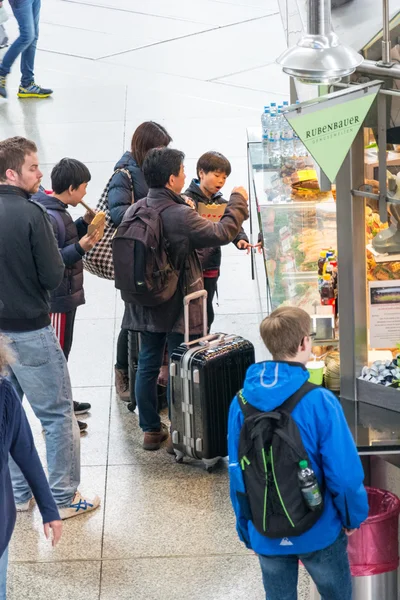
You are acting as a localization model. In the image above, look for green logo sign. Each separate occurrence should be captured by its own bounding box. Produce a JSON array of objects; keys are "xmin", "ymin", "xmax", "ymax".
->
[{"xmin": 285, "ymin": 85, "xmax": 380, "ymax": 182}]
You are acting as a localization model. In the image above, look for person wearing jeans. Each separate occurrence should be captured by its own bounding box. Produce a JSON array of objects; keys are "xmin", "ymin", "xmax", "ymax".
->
[
  {"xmin": 0, "ymin": 137, "xmax": 100, "ymax": 520},
  {"xmin": 135, "ymin": 332, "xmax": 195, "ymax": 434},
  {"xmin": 228, "ymin": 307, "xmax": 369, "ymax": 600},
  {"xmin": 0, "ymin": 0, "xmax": 52, "ymax": 99},
  {"xmin": 122, "ymin": 147, "xmax": 249, "ymax": 451},
  {"xmin": 0, "ymin": 335, "xmax": 62, "ymax": 600},
  {"xmin": 6, "ymin": 326, "xmax": 81, "ymax": 508},
  {"xmin": 258, "ymin": 532, "xmax": 352, "ymax": 600}
]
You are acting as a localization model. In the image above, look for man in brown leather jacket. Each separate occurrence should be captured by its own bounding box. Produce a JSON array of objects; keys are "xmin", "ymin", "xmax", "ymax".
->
[{"xmin": 122, "ymin": 147, "xmax": 249, "ymax": 450}]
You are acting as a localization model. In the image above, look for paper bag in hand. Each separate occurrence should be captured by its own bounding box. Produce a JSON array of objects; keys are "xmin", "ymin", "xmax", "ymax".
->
[
  {"xmin": 88, "ymin": 211, "xmax": 106, "ymax": 239},
  {"xmin": 198, "ymin": 202, "xmax": 226, "ymax": 222}
]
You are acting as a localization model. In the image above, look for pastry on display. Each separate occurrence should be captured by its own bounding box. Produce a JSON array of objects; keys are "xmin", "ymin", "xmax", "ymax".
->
[
  {"xmin": 366, "ymin": 249, "xmax": 400, "ymax": 281},
  {"xmin": 291, "ymin": 169, "xmax": 334, "ymax": 202}
]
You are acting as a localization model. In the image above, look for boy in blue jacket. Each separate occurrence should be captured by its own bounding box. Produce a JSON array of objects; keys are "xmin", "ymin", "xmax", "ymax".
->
[{"xmin": 228, "ymin": 306, "xmax": 369, "ymax": 600}]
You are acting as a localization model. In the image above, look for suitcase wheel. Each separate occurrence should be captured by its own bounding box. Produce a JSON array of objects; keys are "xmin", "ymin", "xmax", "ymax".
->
[
  {"xmin": 202, "ymin": 457, "xmax": 221, "ymax": 473},
  {"xmin": 174, "ymin": 449, "xmax": 184, "ymax": 464},
  {"xmin": 127, "ymin": 401, "xmax": 136, "ymax": 413}
]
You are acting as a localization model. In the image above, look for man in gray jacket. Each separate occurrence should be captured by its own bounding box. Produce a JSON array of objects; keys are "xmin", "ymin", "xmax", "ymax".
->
[
  {"xmin": 0, "ymin": 137, "xmax": 100, "ymax": 519},
  {"xmin": 122, "ymin": 147, "xmax": 249, "ymax": 450}
]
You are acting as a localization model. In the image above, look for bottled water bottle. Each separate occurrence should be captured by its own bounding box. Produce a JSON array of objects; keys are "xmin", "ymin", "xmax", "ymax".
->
[
  {"xmin": 293, "ymin": 131, "xmax": 308, "ymax": 157},
  {"xmin": 283, "ymin": 100, "xmax": 289, "ymax": 108},
  {"xmin": 268, "ymin": 113, "xmax": 281, "ymax": 168},
  {"xmin": 281, "ymin": 111, "xmax": 294, "ymax": 158},
  {"xmin": 298, "ymin": 461, "xmax": 323, "ymax": 511},
  {"xmin": 261, "ymin": 106, "xmax": 270, "ymax": 143},
  {"xmin": 270, "ymin": 102, "xmax": 277, "ymax": 115}
]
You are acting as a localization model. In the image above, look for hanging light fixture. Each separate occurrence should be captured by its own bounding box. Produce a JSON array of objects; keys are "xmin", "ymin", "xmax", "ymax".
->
[{"xmin": 277, "ymin": 0, "xmax": 364, "ymax": 84}]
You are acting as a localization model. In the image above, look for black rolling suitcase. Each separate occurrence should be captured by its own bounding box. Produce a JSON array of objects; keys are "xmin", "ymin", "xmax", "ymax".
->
[{"xmin": 170, "ymin": 290, "xmax": 255, "ymax": 471}]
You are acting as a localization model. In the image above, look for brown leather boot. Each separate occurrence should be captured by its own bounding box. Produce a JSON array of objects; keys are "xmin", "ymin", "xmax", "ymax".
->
[
  {"xmin": 115, "ymin": 367, "xmax": 130, "ymax": 401},
  {"xmin": 143, "ymin": 423, "xmax": 169, "ymax": 451},
  {"xmin": 166, "ymin": 436, "xmax": 175, "ymax": 455}
]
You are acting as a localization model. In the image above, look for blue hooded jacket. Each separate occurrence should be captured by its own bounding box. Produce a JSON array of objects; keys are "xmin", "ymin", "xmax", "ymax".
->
[{"xmin": 228, "ymin": 361, "xmax": 369, "ymax": 555}]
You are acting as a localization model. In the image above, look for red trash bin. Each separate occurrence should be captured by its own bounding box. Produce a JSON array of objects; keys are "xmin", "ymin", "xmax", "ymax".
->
[
  {"xmin": 348, "ymin": 487, "xmax": 400, "ymax": 576},
  {"xmin": 310, "ymin": 487, "xmax": 400, "ymax": 600}
]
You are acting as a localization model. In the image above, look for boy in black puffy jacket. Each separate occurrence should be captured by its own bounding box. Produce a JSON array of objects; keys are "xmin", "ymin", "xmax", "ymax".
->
[
  {"xmin": 32, "ymin": 159, "xmax": 100, "ymax": 429},
  {"xmin": 183, "ymin": 151, "xmax": 256, "ymax": 328}
]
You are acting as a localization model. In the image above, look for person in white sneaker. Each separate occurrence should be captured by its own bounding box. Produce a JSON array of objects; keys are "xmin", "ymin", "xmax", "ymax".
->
[
  {"xmin": 0, "ymin": 335, "xmax": 63, "ymax": 600},
  {"xmin": 0, "ymin": 137, "xmax": 100, "ymax": 521}
]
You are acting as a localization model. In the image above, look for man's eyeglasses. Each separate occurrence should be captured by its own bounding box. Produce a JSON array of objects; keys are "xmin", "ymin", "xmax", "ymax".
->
[{"xmin": 301, "ymin": 332, "xmax": 316, "ymax": 346}]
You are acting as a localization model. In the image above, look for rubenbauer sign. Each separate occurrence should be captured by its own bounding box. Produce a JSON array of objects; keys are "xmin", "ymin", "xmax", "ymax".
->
[{"xmin": 284, "ymin": 81, "xmax": 382, "ymax": 182}]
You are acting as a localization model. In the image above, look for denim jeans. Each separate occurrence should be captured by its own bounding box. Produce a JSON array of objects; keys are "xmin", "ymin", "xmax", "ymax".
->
[
  {"xmin": 135, "ymin": 331, "xmax": 193, "ymax": 432},
  {"xmin": 0, "ymin": 546, "xmax": 8, "ymax": 600},
  {"xmin": 3, "ymin": 326, "xmax": 80, "ymax": 507},
  {"xmin": 0, "ymin": 0, "xmax": 41, "ymax": 86},
  {"xmin": 258, "ymin": 531, "xmax": 352, "ymax": 600}
]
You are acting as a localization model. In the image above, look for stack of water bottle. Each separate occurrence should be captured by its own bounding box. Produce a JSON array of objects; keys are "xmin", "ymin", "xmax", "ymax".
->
[{"xmin": 261, "ymin": 101, "xmax": 308, "ymax": 167}]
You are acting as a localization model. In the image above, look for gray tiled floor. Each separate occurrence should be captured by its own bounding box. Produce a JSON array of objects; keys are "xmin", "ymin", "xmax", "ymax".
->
[{"xmin": 0, "ymin": 1, "xmax": 311, "ymax": 598}]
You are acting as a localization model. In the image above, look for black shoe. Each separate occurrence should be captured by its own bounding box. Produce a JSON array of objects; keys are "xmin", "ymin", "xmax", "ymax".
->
[
  {"xmin": 74, "ymin": 400, "xmax": 91, "ymax": 415},
  {"xmin": 78, "ymin": 420, "xmax": 88, "ymax": 433}
]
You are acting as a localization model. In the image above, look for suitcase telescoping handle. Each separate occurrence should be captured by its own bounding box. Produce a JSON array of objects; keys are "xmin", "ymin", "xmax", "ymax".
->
[{"xmin": 183, "ymin": 290, "xmax": 208, "ymax": 344}]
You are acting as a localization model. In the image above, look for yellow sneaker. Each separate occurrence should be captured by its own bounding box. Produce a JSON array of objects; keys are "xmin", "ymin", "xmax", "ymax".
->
[{"xmin": 18, "ymin": 82, "xmax": 53, "ymax": 98}]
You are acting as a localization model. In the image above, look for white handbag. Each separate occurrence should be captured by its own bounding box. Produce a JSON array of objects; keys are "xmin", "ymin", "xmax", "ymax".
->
[{"xmin": 0, "ymin": 6, "xmax": 9, "ymax": 25}]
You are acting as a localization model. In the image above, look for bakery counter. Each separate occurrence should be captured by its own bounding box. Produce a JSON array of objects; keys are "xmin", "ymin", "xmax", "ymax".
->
[{"xmin": 247, "ymin": 129, "xmax": 337, "ymax": 327}]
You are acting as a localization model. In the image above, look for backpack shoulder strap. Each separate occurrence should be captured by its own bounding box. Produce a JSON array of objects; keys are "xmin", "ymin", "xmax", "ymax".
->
[
  {"xmin": 237, "ymin": 389, "xmax": 261, "ymax": 418},
  {"xmin": 47, "ymin": 209, "xmax": 66, "ymax": 248},
  {"xmin": 279, "ymin": 381, "xmax": 319, "ymax": 415}
]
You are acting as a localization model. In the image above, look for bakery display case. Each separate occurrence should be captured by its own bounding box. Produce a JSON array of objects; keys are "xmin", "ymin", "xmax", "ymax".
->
[{"xmin": 247, "ymin": 128, "xmax": 337, "ymax": 342}]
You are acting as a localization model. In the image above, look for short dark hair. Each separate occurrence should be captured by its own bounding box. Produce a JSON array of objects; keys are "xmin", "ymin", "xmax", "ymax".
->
[
  {"xmin": 51, "ymin": 158, "xmax": 91, "ymax": 194},
  {"xmin": 196, "ymin": 151, "xmax": 231, "ymax": 179},
  {"xmin": 143, "ymin": 148, "xmax": 185, "ymax": 189},
  {"xmin": 0, "ymin": 137, "xmax": 37, "ymax": 180},
  {"xmin": 131, "ymin": 121, "xmax": 172, "ymax": 168}
]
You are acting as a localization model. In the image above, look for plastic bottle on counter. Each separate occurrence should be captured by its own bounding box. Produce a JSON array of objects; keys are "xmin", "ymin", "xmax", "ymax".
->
[
  {"xmin": 261, "ymin": 106, "xmax": 271, "ymax": 144},
  {"xmin": 281, "ymin": 115, "xmax": 294, "ymax": 158},
  {"xmin": 318, "ymin": 251, "xmax": 328, "ymax": 276},
  {"xmin": 298, "ymin": 461, "xmax": 323, "ymax": 511},
  {"xmin": 268, "ymin": 113, "xmax": 281, "ymax": 168},
  {"xmin": 320, "ymin": 274, "xmax": 335, "ymax": 306}
]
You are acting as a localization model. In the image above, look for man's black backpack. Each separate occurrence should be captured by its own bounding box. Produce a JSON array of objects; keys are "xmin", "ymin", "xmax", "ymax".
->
[
  {"xmin": 237, "ymin": 381, "xmax": 324, "ymax": 539},
  {"xmin": 112, "ymin": 199, "xmax": 179, "ymax": 307}
]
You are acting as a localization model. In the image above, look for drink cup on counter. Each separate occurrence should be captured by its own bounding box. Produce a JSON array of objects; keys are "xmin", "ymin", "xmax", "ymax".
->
[{"xmin": 307, "ymin": 360, "xmax": 324, "ymax": 385}]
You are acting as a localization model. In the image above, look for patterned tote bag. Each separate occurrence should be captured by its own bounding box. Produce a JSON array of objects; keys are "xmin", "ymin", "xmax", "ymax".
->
[{"xmin": 83, "ymin": 168, "xmax": 133, "ymax": 280}]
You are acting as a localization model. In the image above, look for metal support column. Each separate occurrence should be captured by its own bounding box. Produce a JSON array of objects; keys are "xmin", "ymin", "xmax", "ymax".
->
[{"xmin": 336, "ymin": 129, "xmax": 368, "ymax": 401}]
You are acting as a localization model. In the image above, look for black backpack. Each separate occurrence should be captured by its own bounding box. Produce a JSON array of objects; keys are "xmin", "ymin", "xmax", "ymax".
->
[
  {"xmin": 112, "ymin": 199, "xmax": 179, "ymax": 307},
  {"xmin": 237, "ymin": 381, "xmax": 324, "ymax": 539}
]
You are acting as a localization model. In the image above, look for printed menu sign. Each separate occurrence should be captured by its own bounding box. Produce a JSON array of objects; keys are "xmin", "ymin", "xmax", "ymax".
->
[{"xmin": 369, "ymin": 281, "xmax": 400, "ymax": 348}]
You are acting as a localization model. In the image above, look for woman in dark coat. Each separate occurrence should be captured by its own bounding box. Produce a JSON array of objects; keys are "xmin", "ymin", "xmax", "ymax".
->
[{"xmin": 109, "ymin": 122, "xmax": 172, "ymax": 400}]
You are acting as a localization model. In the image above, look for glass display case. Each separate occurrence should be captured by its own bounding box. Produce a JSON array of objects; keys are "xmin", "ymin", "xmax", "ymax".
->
[{"xmin": 247, "ymin": 127, "xmax": 338, "ymax": 343}]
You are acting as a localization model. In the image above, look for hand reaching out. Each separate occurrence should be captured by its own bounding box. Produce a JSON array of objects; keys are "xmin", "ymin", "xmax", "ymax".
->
[
  {"xmin": 237, "ymin": 240, "xmax": 263, "ymax": 254},
  {"xmin": 236, "ymin": 240, "xmax": 252, "ymax": 254}
]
